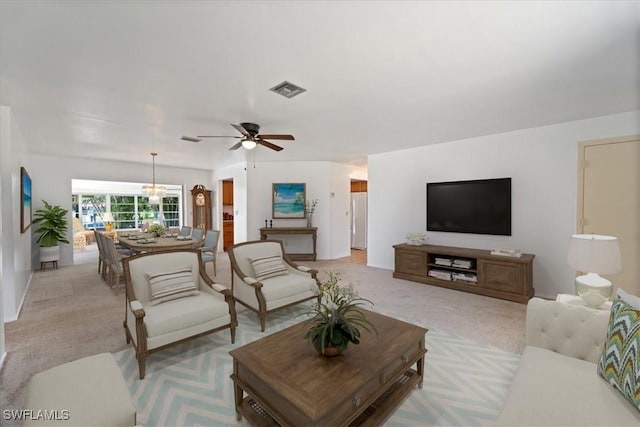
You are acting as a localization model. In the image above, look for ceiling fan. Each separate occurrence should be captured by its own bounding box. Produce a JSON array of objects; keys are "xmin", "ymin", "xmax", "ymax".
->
[{"xmin": 181, "ymin": 122, "xmax": 294, "ymax": 151}]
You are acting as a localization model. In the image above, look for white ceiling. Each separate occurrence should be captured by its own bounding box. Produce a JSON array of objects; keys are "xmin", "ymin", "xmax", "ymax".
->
[{"xmin": 1, "ymin": 1, "xmax": 638, "ymax": 170}]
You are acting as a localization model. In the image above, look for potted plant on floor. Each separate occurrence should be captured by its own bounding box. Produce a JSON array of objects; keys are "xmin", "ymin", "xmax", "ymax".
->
[{"xmin": 33, "ymin": 200, "xmax": 70, "ymax": 266}]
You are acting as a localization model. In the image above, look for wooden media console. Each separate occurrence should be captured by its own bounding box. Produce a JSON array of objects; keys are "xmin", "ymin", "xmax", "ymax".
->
[{"xmin": 393, "ymin": 243, "xmax": 534, "ymax": 303}]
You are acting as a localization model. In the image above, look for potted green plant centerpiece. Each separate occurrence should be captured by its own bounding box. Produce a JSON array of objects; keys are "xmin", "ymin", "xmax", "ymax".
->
[
  {"xmin": 147, "ymin": 223, "xmax": 166, "ymax": 237},
  {"xmin": 304, "ymin": 270, "xmax": 377, "ymax": 357},
  {"xmin": 33, "ymin": 200, "xmax": 70, "ymax": 265}
]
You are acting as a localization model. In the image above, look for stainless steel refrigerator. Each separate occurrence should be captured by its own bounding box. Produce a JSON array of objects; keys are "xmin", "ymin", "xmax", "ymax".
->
[{"xmin": 351, "ymin": 192, "xmax": 367, "ymax": 250}]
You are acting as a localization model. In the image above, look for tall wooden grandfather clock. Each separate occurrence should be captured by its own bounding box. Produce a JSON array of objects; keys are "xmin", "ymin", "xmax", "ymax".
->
[{"xmin": 191, "ymin": 185, "xmax": 212, "ymax": 230}]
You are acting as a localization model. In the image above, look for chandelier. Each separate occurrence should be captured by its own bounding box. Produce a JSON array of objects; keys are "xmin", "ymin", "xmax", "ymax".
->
[{"xmin": 141, "ymin": 152, "xmax": 166, "ymax": 204}]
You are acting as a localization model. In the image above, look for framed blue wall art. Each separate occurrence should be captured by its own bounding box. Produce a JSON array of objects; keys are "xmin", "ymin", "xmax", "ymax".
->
[
  {"xmin": 272, "ymin": 183, "xmax": 306, "ymax": 219},
  {"xmin": 21, "ymin": 166, "xmax": 32, "ymax": 233}
]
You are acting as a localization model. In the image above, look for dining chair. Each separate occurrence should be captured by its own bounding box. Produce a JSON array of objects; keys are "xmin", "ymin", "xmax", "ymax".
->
[
  {"xmin": 104, "ymin": 236, "xmax": 130, "ymax": 294},
  {"xmin": 200, "ymin": 230, "xmax": 220, "ymax": 276},
  {"xmin": 179, "ymin": 226, "xmax": 192, "ymax": 237},
  {"xmin": 191, "ymin": 228, "xmax": 204, "ymax": 246},
  {"xmin": 94, "ymin": 230, "xmax": 107, "ymax": 280}
]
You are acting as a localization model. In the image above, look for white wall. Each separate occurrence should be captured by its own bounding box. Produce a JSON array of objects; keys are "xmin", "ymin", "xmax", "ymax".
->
[
  {"xmin": 1, "ymin": 105, "xmax": 33, "ymax": 326},
  {"xmin": 368, "ymin": 111, "xmax": 640, "ymax": 299},
  {"xmin": 0, "ymin": 105, "xmax": 9, "ymax": 360},
  {"xmin": 244, "ymin": 161, "xmax": 366, "ymax": 259},
  {"xmin": 330, "ymin": 163, "xmax": 366, "ymax": 258}
]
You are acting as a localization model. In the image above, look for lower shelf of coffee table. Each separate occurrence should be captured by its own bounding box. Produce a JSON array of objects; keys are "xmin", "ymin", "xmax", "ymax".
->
[{"xmin": 238, "ymin": 369, "xmax": 421, "ymax": 427}]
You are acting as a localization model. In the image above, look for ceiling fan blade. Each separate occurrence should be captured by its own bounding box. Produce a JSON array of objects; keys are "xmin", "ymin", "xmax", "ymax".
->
[
  {"xmin": 193, "ymin": 135, "xmax": 243, "ymax": 142},
  {"xmin": 231, "ymin": 123, "xmax": 250, "ymax": 137},
  {"xmin": 258, "ymin": 134, "xmax": 295, "ymax": 141},
  {"xmin": 257, "ymin": 139, "xmax": 284, "ymax": 151},
  {"xmin": 228, "ymin": 141, "xmax": 244, "ymax": 151},
  {"xmin": 181, "ymin": 136, "xmax": 201, "ymax": 142}
]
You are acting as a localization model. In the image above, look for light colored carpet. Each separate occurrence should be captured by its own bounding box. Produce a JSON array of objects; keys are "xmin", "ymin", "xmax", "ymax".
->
[
  {"xmin": 1, "ymin": 248, "xmax": 526, "ymax": 427},
  {"xmin": 28, "ymin": 281, "xmax": 74, "ymax": 303},
  {"xmin": 115, "ymin": 305, "xmax": 520, "ymax": 426}
]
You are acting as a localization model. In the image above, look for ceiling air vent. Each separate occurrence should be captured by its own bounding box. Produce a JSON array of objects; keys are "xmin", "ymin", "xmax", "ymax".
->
[{"xmin": 270, "ymin": 81, "xmax": 306, "ymax": 99}]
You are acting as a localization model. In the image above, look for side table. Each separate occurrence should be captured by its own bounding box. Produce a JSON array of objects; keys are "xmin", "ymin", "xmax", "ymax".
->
[{"xmin": 555, "ymin": 293, "xmax": 612, "ymax": 310}]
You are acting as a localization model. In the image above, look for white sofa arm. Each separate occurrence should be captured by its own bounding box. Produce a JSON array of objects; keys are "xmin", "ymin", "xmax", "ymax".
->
[
  {"xmin": 526, "ymin": 297, "xmax": 610, "ymax": 363},
  {"xmin": 244, "ymin": 277, "xmax": 258, "ymax": 285}
]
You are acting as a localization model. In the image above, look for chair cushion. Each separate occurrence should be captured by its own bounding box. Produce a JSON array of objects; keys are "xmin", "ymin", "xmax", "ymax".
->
[
  {"xmin": 597, "ymin": 296, "xmax": 640, "ymax": 411},
  {"xmin": 146, "ymin": 265, "xmax": 199, "ymax": 305},
  {"xmin": 250, "ymin": 255, "xmax": 288, "ymax": 281},
  {"xmin": 144, "ymin": 292, "xmax": 229, "ymax": 337},
  {"xmin": 260, "ymin": 273, "xmax": 317, "ymax": 303}
]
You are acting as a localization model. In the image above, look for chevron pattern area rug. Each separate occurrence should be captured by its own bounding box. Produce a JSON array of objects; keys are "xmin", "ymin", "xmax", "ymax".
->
[{"xmin": 114, "ymin": 305, "xmax": 520, "ymax": 426}]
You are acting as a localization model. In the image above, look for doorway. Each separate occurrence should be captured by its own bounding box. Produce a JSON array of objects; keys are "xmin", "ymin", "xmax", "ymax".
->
[
  {"xmin": 577, "ymin": 136, "xmax": 640, "ymax": 295},
  {"xmin": 221, "ymin": 179, "xmax": 234, "ymax": 251},
  {"xmin": 350, "ymin": 180, "xmax": 367, "ymax": 256}
]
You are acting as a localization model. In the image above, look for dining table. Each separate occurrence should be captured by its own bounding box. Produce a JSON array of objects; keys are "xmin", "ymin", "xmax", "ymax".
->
[{"xmin": 117, "ymin": 233, "xmax": 201, "ymax": 253}]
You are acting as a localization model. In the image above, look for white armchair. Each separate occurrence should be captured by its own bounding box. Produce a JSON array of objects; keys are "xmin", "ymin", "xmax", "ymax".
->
[
  {"xmin": 123, "ymin": 249, "xmax": 237, "ymax": 379},
  {"xmin": 228, "ymin": 240, "xmax": 321, "ymax": 331}
]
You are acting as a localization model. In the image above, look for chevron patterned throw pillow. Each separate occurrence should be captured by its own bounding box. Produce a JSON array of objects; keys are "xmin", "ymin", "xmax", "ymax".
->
[{"xmin": 597, "ymin": 296, "xmax": 640, "ymax": 411}]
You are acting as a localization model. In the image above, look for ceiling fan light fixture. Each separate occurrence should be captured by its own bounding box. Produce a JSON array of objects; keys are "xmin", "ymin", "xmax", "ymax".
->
[{"xmin": 241, "ymin": 138, "xmax": 257, "ymax": 150}]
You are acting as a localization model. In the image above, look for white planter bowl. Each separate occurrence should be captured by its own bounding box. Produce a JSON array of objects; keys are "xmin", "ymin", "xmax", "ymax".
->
[{"xmin": 40, "ymin": 246, "xmax": 60, "ymax": 262}]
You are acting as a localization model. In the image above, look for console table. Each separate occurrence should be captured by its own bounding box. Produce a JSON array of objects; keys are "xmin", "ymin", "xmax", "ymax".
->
[{"xmin": 259, "ymin": 227, "xmax": 317, "ymax": 261}]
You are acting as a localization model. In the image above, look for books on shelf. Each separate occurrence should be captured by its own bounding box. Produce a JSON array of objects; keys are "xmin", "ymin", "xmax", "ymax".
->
[
  {"xmin": 434, "ymin": 257, "xmax": 453, "ymax": 266},
  {"xmin": 452, "ymin": 272, "xmax": 477, "ymax": 285},
  {"xmin": 452, "ymin": 258, "xmax": 472, "ymax": 269},
  {"xmin": 428, "ymin": 269, "xmax": 452, "ymax": 281}
]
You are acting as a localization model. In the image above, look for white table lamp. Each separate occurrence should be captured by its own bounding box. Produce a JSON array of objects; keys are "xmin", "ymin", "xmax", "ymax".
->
[{"xmin": 567, "ymin": 234, "xmax": 621, "ymax": 308}]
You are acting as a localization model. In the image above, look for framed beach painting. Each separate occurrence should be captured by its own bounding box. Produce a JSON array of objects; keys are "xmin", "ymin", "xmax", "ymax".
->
[
  {"xmin": 20, "ymin": 166, "xmax": 32, "ymax": 233},
  {"xmin": 272, "ymin": 183, "xmax": 306, "ymax": 219}
]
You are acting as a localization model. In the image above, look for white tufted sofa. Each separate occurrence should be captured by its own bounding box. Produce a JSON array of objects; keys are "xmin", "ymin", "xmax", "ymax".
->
[{"xmin": 496, "ymin": 297, "xmax": 640, "ymax": 426}]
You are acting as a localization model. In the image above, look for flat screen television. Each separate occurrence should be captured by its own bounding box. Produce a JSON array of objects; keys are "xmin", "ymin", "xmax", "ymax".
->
[{"xmin": 426, "ymin": 177, "xmax": 511, "ymax": 236}]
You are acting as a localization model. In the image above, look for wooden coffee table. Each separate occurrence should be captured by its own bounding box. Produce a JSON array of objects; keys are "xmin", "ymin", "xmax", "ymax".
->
[{"xmin": 230, "ymin": 309, "xmax": 428, "ymax": 426}]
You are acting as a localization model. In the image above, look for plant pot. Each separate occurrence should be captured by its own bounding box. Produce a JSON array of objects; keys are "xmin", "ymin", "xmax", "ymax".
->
[
  {"xmin": 40, "ymin": 245, "xmax": 60, "ymax": 263},
  {"xmin": 321, "ymin": 344, "xmax": 343, "ymax": 357}
]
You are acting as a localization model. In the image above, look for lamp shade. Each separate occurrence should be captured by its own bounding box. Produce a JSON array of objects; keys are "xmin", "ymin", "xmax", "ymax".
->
[
  {"xmin": 567, "ymin": 234, "xmax": 622, "ymax": 274},
  {"xmin": 102, "ymin": 212, "xmax": 114, "ymax": 223}
]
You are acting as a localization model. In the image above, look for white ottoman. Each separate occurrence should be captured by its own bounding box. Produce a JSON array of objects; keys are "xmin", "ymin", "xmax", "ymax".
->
[{"xmin": 24, "ymin": 353, "xmax": 136, "ymax": 427}]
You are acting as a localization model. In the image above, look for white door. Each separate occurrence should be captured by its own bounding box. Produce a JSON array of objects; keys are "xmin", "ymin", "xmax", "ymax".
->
[
  {"xmin": 578, "ymin": 136, "xmax": 640, "ymax": 295},
  {"xmin": 351, "ymin": 193, "xmax": 367, "ymax": 250}
]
